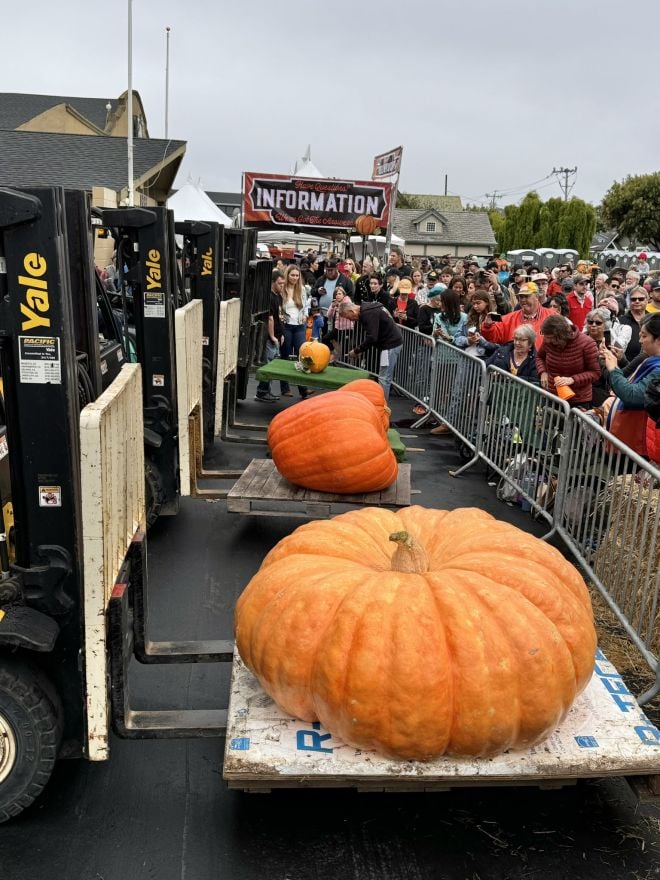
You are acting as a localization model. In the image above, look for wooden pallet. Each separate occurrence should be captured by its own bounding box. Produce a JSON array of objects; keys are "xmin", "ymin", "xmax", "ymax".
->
[
  {"xmin": 223, "ymin": 650, "xmax": 660, "ymax": 794},
  {"xmin": 226, "ymin": 459, "xmax": 411, "ymax": 518}
]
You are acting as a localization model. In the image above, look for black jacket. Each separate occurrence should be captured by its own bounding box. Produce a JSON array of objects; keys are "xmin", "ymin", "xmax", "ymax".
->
[
  {"xmin": 486, "ymin": 343, "xmax": 539, "ymax": 383},
  {"xmin": 310, "ymin": 272, "xmax": 354, "ymax": 298},
  {"xmin": 619, "ymin": 313, "xmax": 642, "ymax": 361},
  {"xmin": 418, "ymin": 303, "xmax": 442, "ymax": 335},
  {"xmin": 355, "ymin": 302, "xmax": 403, "ymax": 353},
  {"xmin": 394, "ymin": 298, "xmax": 419, "ymax": 329}
]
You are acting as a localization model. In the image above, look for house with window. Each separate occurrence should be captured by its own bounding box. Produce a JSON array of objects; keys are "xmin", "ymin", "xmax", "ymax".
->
[
  {"xmin": 0, "ymin": 90, "xmax": 185, "ymax": 208},
  {"xmin": 393, "ymin": 208, "xmax": 496, "ymax": 259}
]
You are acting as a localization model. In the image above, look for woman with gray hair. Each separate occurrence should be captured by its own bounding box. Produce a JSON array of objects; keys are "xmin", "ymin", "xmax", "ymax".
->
[
  {"xmin": 584, "ymin": 307, "xmax": 614, "ymax": 406},
  {"xmin": 486, "ymin": 322, "xmax": 539, "ymax": 383}
]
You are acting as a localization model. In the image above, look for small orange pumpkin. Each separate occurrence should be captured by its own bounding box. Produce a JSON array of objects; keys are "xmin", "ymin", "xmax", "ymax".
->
[
  {"xmin": 354, "ymin": 214, "xmax": 378, "ymax": 236},
  {"xmin": 267, "ymin": 391, "xmax": 398, "ymax": 494},
  {"xmin": 235, "ymin": 506, "xmax": 597, "ymax": 761},
  {"xmin": 298, "ymin": 340, "xmax": 331, "ymax": 373},
  {"xmin": 337, "ymin": 379, "xmax": 390, "ymax": 431}
]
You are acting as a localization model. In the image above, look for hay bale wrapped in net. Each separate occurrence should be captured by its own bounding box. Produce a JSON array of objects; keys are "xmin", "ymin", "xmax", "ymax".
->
[{"xmin": 592, "ymin": 472, "xmax": 659, "ymax": 658}]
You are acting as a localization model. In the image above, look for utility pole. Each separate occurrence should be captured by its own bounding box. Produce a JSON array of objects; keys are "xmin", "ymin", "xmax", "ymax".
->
[
  {"xmin": 484, "ymin": 191, "xmax": 501, "ymax": 211},
  {"xmin": 552, "ymin": 166, "xmax": 577, "ymax": 201}
]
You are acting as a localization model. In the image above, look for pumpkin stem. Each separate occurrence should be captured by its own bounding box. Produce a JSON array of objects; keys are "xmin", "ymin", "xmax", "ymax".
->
[{"xmin": 389, "ymin": 531, "xmax": 429, "ymax": 573}]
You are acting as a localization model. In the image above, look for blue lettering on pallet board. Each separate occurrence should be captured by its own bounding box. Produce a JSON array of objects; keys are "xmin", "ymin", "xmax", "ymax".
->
[
  {"xmin": 230, "ymin": 737, "xmax": 251, "ymax": 751},
  {"xmin": 575, "ymin": 736, "xmax": 599, "ymax": 748},
  {"xmin": 594, "ymin": 650, "xmax": 660, "ymax": 746},
  {"xmin": 296, "ymin": 721, "xmax": 333, "ymax": 754}
]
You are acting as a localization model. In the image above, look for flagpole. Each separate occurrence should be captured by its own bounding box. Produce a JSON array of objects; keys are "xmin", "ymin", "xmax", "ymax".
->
[{"xmin": 127, "ymin": 0, "xmax": 134, "ymax": 207}]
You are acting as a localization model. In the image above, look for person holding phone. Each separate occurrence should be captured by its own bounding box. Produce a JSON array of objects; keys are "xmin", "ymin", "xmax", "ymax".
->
[
  {"xmin": 481, "ymin": 285, "xmax": 552, "ymax": 347},
  {"xmin": 585, "ymin": 307, "xmax": 615, "ymax": 407}
]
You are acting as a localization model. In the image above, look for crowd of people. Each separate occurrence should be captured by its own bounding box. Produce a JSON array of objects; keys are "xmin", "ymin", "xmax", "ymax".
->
[{"xmin": 259, "ymin": 248, "xmax": 660, "ymax": 465}]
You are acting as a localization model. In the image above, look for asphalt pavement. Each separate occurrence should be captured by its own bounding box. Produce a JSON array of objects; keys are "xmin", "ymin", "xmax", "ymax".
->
[{"xmin": 1, "ymin": 389, "xmax": 658, "ymax": 880}]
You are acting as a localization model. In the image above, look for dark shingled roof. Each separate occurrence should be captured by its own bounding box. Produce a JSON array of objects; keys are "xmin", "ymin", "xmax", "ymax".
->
[
  {"xmin": 0, "ymin": 130, "xmax": 185, "ymax": 191},
  {"xmin": 206, "ymin": 191, "xmax": 242, "ymax": 205},
  {"xmin": 393, "ymin": 208, "xmax": 496, "ymax": 246},
  {"xmin": 0, "ymin": 92, "xmax": 118, "ymax": 131}
]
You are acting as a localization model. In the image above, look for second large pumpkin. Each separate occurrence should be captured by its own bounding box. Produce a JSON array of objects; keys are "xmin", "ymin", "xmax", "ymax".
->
[{"xmin": 267, "ymin": 391, "xmax": 398, "ymax": 494}]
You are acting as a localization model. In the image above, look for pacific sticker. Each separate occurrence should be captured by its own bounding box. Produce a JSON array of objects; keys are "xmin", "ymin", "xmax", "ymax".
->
[
  {"xmin": 18, "ymin": 336, "xmax": 61, "ymax": 384},
  {"xmin": 144, "ymin": 290, "xmax": 165, "ymax": 318},
  {"xmin": 39, "ymin": 485, "xmax": 62, "ymax": 507}
]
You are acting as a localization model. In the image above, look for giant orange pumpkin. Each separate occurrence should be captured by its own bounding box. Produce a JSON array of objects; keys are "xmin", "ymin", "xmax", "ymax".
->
[
  {"xmin": 354, "ymin": 214, "xmax": 378, "ymax": 236},
  {"xmin": 337, "ymin": 379, "xmax": 390, "ymax": 431},
  {"xmin": 298, "ymin": 340, "xmax": 331, "ymax": 373},
  {"xmin": 267, "ymin": 391, "xmax": 398, "ymax": 493},
  {"xmin": 235, "ymin": 506, "xmax": 597, "ymax": 761}
]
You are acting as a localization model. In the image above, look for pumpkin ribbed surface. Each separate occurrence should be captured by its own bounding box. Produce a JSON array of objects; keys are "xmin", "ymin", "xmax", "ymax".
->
[
  {"xmin": 235, "ymin": 506, "xmax": 597, "ymax": 761},
  {"xmin": 298, "ymin": 340, "xmax": 331, "ymax": 373},
  {"xmin": 267, "ymin": 392, "xmax": 398, "ymax": 493},
  {"xmin": 337, "ymin": 379, "xmax": 390, "ymax": 431}
]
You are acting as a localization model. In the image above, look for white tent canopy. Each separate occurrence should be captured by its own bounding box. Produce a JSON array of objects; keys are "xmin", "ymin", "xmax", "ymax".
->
[
  {"xmin": 293, "ymin": 145, "xmax": 324, "ymax": 178},
  {"xmin": 258, "ymin": 230, "xmax": 333, "ymax": 249},
  {"xmin": 168, "ymin": 180, "xmax": 232, "ymax": 226}
]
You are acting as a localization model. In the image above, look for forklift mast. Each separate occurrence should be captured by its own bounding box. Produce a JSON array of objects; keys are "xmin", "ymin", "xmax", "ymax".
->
[
  {"xmin": 175, "ymin": 220, "xmax": 223, "ymax": 438},
  {"xmin": 96, "ymin": 206, "xmax": 180, "ymax": 521},
  {"xmin": 0, "ymin": 186, "xmax": 87, "ymax": 749}
]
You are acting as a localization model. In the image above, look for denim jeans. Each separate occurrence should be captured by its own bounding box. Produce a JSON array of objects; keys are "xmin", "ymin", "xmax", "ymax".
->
[
  {"xmin": 378, "ymin": 344, "xmax": 402, "ymax": 401},
  {"xmin": 281, "ymin": 324, "xmax": 308, "ymax": 396},
  {"xmin": 256, "ymin": 339, "xmax": 279, "ymax": 397}
]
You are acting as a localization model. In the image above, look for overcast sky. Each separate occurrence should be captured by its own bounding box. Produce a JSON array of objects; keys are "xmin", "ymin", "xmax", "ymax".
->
[{"xmin": 4, "ymin": 0, "xmax": 659, "ymax": 206}]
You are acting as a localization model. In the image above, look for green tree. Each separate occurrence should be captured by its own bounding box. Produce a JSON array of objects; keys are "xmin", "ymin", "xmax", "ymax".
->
[
  {"xmin": 395, "ymin": 192, "xmax": 422, "ymax": 209},
  {"xmin": 600, "ymin": 172, "xmax": 660, "ymax": 250},
  {"xmin": 512, "ymin": 192, "xmax": 542, "ymax": 249},
  {"xmin": 535, "ymin": 198, "xmax": 563, "ymax": 249},
  {"xmin": 488, "ymin": 210, "xmax": 506, "ymax": 252},
  {"xmin": 557, "ymin": 198, "xmax": 596, "ymax": 257}
]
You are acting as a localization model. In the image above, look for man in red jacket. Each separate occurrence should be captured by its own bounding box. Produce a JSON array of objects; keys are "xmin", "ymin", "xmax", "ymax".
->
[
  {"xmin": 563, "ymin": 275, "xmax": 594, "ymax": 331},
  {"xmin": 481, "ymin": 286, "xmax": 552, "ymax": 347}
]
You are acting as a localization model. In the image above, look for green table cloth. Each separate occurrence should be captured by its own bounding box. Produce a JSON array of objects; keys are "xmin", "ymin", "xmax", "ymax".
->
[{"xmin": 255, "ymin": 359, "xmax": 371, "ymax": 390}]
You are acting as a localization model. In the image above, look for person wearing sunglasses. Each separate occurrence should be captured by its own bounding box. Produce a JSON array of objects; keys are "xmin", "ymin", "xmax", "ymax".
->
[
  {"xmin": 584, "ymin": 307, "xmax": 615, "ymax": 406},
  {"xmin": 619, "ymin": 287, "xmax": 650, "ymax": 361},
  {"xmin": 647, "ymin": 278, "xmax": 660, "ymax": 314}
]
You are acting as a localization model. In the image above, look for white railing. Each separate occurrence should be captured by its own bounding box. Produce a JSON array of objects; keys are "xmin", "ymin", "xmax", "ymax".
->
[
  {"xmin": 79, "ymin": 363, "xmax": 145, "ymax": 760},
  {"xmin": 175, "ymin": 300, "xmax": 204, "ymax": 495}
]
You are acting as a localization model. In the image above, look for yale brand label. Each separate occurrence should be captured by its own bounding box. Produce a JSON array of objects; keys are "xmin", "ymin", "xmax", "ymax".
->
[
  {"xmin": 201, "ymin": 246, "xmax": 213, "ymax": 276},
  {"xmin": 145, "ymin": 248, "xmax": 162, "ymax": 291},
  {"xmin": 19, "ymin": 252, "xmax": 51, "ymax": 331}
]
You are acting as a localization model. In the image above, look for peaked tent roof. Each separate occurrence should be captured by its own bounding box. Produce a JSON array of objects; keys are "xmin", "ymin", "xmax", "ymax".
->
[
  {"xmin": 293, "ymin": 145, "xmax": 323, "ymax": 178},
  {"xmin": 168, "ymin": 181, "xmax": 232, "ymax": 226}
]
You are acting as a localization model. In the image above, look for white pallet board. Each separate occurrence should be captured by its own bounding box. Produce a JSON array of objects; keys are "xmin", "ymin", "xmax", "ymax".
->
[{"xmin": 223, "ymin": 650, "xmax": 660, "ymax": 791}]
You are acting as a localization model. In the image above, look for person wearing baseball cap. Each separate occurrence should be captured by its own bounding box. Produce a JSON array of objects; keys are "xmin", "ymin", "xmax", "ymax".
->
[
  {"xmin": 393, "ymin": 277, "xmax": 419, "ymax": 328},
  {"xmin": 563, "ymin": 274, "xmax": 594, "ymax": 331},
  {"xmin": 531, "ymin": 272, "xmax": 550, "ymax": 304}
]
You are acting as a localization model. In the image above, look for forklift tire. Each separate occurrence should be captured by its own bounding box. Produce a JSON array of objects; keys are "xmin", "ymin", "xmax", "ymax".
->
[
  {"xmin": 145, "ymin": 459, "xmax": 165, "ymax": 528},
  {"xmin": 0, "ymin": 657, "xmax": 63, "ymax": 823}
]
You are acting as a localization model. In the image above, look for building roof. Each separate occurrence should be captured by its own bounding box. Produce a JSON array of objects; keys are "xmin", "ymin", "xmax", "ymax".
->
[
  {"xmin": 399, "ymin": 194, "xmax": 463, "ymax": 211},
  {"xmin": 591, "ymin": 229, "xmax": 619, "ymax": 251},
  {"xmin": 0, "ymin": 92, "xmax": 118, "ymax": 132},
  {"xmin": 206, "ymin": 191, "xmax": 242, "ymax": 206},
  {"xmin": 393, "ymin": 208, "xmax": 496, "ymax": 245},
  {"xmin": 0, "ymin": 129, "xmax": 185, "ymax": 192}
]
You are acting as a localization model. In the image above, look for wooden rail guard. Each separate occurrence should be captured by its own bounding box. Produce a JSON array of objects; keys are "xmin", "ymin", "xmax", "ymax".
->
[
  {"xmin": 214, "ymin": 297, "xmax": 241, "ymax": 436},
  {"xmin": 80, "ymin": 364, "xmax": 145, "ymax": 759},
  {"xmin": 175, "ymin": 300, "xmax": 204, "ymax": 495}
]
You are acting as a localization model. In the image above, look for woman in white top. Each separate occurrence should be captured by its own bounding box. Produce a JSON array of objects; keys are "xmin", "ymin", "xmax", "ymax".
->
[{"xmin": 280, "ymin": 264, "xmax": 312, "ymax": 398}]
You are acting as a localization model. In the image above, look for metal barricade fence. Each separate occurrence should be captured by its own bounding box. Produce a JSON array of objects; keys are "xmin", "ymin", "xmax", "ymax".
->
[
  {"xmin": 427, "ymin": 341, "xmax": 487, "ymax": 459},
  {"xmin": 449, "ymin": 366, "xmax": 571, "ymax": 525},
  {"xmin": 392, "ymin": 326, "xmax": 437, "ymax": 405},
  {"xmin": 554, "ymin": 409, "xmax": 659, "ymax": 704},
  {"xmin": 333, "ymin": 319, "xmax": 380, "ymax": 376}
]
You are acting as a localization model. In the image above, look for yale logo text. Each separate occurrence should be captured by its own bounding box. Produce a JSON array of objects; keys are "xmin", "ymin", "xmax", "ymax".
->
[
  {"xmin": 201, "ymin": 246, "xmax": 213, "ymax": 277},
  {"xmin": 145, "ymin": 249, "xmax": 162, "ymax": 290},
  {"xmin": 19, "ymin": 252, "xmax": 51, "ymax": 331}
]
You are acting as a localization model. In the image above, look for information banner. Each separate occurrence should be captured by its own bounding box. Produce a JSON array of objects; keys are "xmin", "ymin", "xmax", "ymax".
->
[{"xmin": 243, "ymin": 172, "xmax": 393, "ymax": 231}]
